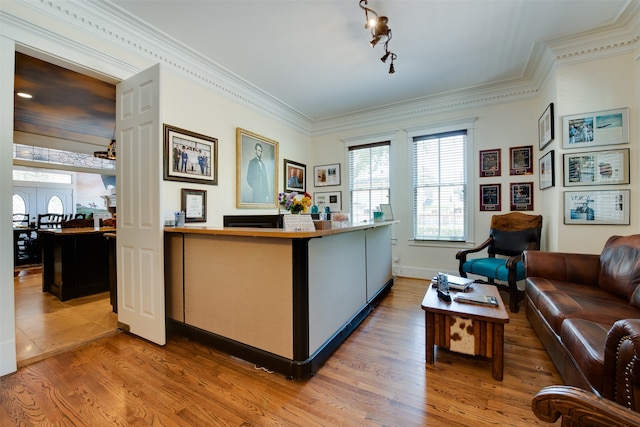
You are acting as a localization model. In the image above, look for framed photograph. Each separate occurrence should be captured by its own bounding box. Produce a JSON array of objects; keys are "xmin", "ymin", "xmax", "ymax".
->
[
  {"xmin": 539, "ymin": 150, "xmax": 555, "ymax": 190},
  {"xmin": 314, "ymin": 191, "xmax": 342, "ymax": 212},
  {"xmin": 284, "ymin": 159, "xmax": 306, "ymax": 193},
  {"xmin": 479, "ymin": 149, "xmax": 501, "ymax": 177},
  {"xmin": 314, "ymin": 163, "xmax": 341, "ymax": 187},
  {"xmin": 236, "ymin": 128, "xmax": 279, "ymax": 209},
  {"xmin": 163, "ymin": 124, "xmax": 218, "ymax": 185},
  {"xmin": 379, "ymin": 203, "xmax": 394, "ymax": 221},
  {"xmin": 564, "ymin": 190, "xmax": 630, "ymax": 225},
  {"xmin": 479, "ymin": 184, "xmax": 501, "ymax": 211},
  {"xmin": 510, "ymin": 182, "xmax": 534, "ymax": 211},
  {"xmin": 538, "ymin": 103, "xmax": 554, "ymax": 150},
  {"xmin": 181, "ymin": 188, "xmax": 207, "ymax": 223},
  {"xmin": 563, "ymin": 107, "xmax": 629, "ymax": 149},
  {"xmin": 509, "ymin": 145, "xmax": 533, "ymax": 175},
  {"xmin": 563, "ymin": 148, "xmax": 630, "ymax": 187}
]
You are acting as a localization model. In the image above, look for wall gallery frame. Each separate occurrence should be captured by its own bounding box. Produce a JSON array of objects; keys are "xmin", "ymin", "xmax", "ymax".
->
[
  {"xmin": 538, "ymin": 103, "xmax": 554, "ymax": 150},
  {"xmin": 563, "ymin": 107, "xmax": 629, "ymax": 149},
  {"xmin": 510, "ymin": 182, "xmax": 534, "ymax": 211},
  {"xmin": 314, "ymin": 191, "xmax": 342, "ymax": 212},
  {"xmin": 509, "ymin": 145, "xmax": 533, "ymax": 175},
  {"xmin": 314, "ymin": 163, "xmax": 341, "ymax": 187},
  {"xmin": 539, "ymin": 150, "xmax": 555, "ymax": 190},
  {"xmin": 236, "ymin": 128, "xmax": 279, "ymax": 209},
  {"xmin": 181, "ymin": 188, "xmax": 207, "ymax": 223},
  {"xmin": 563, "ymin": 148, "xmax": 630, "ymax": 187},
  {"xmin": 563, "ymin": 190, "xmax": 630, "ymax": 225},
  {"xmin": 479, "ymin": 184, "xmax": 501, "ymax": 211},
  {"xmin": 284, "ymin": 159, "xmax": 306, "ymax": 193},
  {"xmin": 163, "ymin": 124, "xmax": 218, "ymax": 185},
  {"xmin": 479, "ymin": 149, "xmax": 501, "ymax": 177}
]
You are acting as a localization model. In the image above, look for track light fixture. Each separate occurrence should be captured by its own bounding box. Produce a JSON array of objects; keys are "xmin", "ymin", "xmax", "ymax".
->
[{"xmin": 359, "ymin": 0, "xmax": 397, "ymax": 73}]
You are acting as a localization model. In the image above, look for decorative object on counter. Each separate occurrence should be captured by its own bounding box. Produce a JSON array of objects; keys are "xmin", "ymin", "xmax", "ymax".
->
[
  {"xmin": 331, "ymin": 212, "xmax": 350, "ymax": 227},
  {"xmin": 373, "ymin": 210, "xmax": 384, "ymax": 222},
  {"xmin": 379, "ymin": 203, "xmax": 394, "ymax": 221},
  {"xmin": 311, "ymin": 205, "xmax": 319, "ymax": 214},
  {"xmin": 181, "ymin": 188, "xmax": 207, "ymax": 223},
  {"xmin": 283, "ymin": 159, "xmax": 306, "ymax": 193},
  {"xmin": 279, "ymin": 191, "xmax": 312, "ymax": 214},
  {"xmin": 174, "ymin": 211, "xmax": 186, "ymax": 227},
  {"xmin": 163, "ymin": 124, "xmax": 218, "ymax": 185}
]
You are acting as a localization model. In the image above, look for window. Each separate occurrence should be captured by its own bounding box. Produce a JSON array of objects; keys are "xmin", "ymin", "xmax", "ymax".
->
[
  {"xmin": 47, "ymin": 195, "xmax": 64, "ymax": 214},
  {"xmin": 349, "ymin": 142, "xmax": 390, "ymax": 223},
  {"xmin": 413, "ymin": 130, "xmax": 468, "ymax": 241},
  {"xmin": 13, "ymin": 194, "xmax": 27, "ymax": 215}
]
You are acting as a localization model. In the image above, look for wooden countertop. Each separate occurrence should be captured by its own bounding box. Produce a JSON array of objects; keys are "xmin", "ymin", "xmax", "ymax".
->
[
  {"xmin": 164, "ymin": 221, "xmax": 396, "ymax": 239},
  {"xmin": 38, "ymin": 227, "xmax": 116, "ymax": 236}
]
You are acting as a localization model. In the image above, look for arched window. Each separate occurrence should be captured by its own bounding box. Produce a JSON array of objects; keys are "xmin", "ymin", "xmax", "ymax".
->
[
  {"xmin": 12, "ymin": 194, "xmax": 27, "ymax": 215},
  {"xmin": 47, "ymin": 195, "xmax": 64, "ymax": 214}
]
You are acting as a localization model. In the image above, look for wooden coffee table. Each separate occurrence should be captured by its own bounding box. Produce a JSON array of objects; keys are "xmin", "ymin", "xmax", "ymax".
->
[{"xmin": 421, "ymin": 283, "xmax": 510, "ymax": 380}]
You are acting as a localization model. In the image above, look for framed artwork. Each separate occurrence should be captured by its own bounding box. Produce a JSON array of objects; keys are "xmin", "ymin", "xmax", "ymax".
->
[
  {"xmin": 284, "ymin": 159, "xmax": 306, "ymax": 193},
  {"xmin": 236, "ymin": 128, "xmax": 279, "ymax": 209},
  {"xmin": 538, "ymin": 103, "xmax": 554, "ymax": 150},
  {"xmin": 539, "ymin": 150, "xmax": 555, "ymax": 190},
  {"xmin": 379, "ymin": 203, "xmax": 394, "ymax": 221},
  {"xmin": 563, "ymin": 107, "xmax": 629, "ymax": 149},
  {"xmin": 509, "ymin": 145, "xmax": 533, "ymax": 175},
  {"xmin": 163, "ymin": 124, "xmax": 218, "ymax": 185},
  {"xmin": 479, "ymin": 184, "xmax": 501, "ymax": 211},
  {"xmin": 510, "ymin": 182, "xmax": 534, "ymax": 211},
  {"xmin": 314, "ymin": 191, "xmax": 342, "ymax": 212},
  {"xmin": 563, "ymin": 148, "xmax": 630, "ymax": 187},
  {"xmin": 181, "ymin": 188, "xmax": 207, "ymax": 223},
  {"xmin": 563, "ymin": 190, "xmax": 630, "ymax": 225},
  {"xmin": 479, "ymin": 149, "xmax": 501, "ymax": 177},
  {"xmin": 314, "ymin": 163, "xmax": 341, "ymax": 187}
]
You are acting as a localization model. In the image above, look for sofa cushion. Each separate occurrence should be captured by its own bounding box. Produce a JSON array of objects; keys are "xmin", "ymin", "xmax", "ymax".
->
[
  {"xmin": 599, "ymin": 235, "xmax": 640, "ymax": 302},
  {"xmin": 560, "ymin": 318, "xmax": 608, "ymax": 394}
]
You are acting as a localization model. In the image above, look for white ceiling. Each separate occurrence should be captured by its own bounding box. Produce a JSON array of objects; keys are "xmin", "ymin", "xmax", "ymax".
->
[{"xmin": 108, "ymin": 0, "xmax": 634, "ymax": 122}]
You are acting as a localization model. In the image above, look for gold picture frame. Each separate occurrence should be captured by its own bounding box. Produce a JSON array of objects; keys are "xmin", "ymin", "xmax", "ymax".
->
[{"xmin": 236, "ymin": 128, "xmax": 279, "ymax": 208}]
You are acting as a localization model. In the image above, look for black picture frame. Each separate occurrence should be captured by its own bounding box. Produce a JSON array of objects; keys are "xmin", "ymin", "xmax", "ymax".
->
[
  {"xmin": 314, "ymin": 163, "xmax": 341, "ymax": 187},
  {"xmin": 163, "ymin": 124, "xmax": 218, "ymax": 185},
  {"xmin": 538, "ymin": 103, "xmax": 554, "ymax": 150},
  {"xmin": 283, "ymin": 159, "xmax": 306, "ymax": 193},
  {"xmin": 479, "ymin": 184, "xmax": 501, "ymax": 211},
  {"xmin": 181, "ymin": 188, "xmax": 207, "ymax": 223},
  {"xmin": 539, "ymin": 150, "xmax": 555, "ymax": 190}
]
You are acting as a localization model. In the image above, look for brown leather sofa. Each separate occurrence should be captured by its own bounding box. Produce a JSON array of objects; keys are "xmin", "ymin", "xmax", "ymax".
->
[{"xmin": 523, "ymin": 234, "xmax": 640, "ymax": 413}]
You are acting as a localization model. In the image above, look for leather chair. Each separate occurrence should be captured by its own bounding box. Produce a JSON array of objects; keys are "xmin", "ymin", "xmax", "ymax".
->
[
  {"xmin": 12, "ymin": 213, "xmax": 29, "ymax": 227},
  {"xmin": 37, "ymin": 213, "xmax": 63, "ymax": 229},
  {"xmin": 455, "ymin": 212, "xmax": 542, "ymax": 312},
  {"xmin": 61, "ymin": 218, "xmax": 92, "ymax": 228}
]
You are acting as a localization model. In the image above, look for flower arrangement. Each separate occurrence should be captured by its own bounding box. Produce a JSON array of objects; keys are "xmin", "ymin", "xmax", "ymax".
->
[{"xmin": 278, "ymin": 191, "xmax": 312, "ymax": 214}]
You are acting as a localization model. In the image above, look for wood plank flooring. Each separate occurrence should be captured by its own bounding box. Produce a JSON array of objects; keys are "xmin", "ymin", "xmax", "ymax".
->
[{"xmin": 1, "ymin": 277, "xmax": 562, "ymax": 426}]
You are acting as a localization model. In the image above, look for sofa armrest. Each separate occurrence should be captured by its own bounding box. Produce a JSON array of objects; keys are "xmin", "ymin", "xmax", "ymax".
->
[
  {"xmin": 603, "ymin": 319, "xmax": 640, "ymax": 410},
  {"xmin": 523, "ymin": 250, "xmax": 600, "ymax": 286},
  {"xmin": 532, "ymin": 385, "xmax": 640, "ymax": 426}
]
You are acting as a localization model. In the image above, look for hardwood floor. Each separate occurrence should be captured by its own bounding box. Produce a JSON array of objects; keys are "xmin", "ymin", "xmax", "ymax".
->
[
  {"xmin": 13, "ymin": 266, "xmax": 118, "ymax": 366},
  {"xmin": 1, "ymin": 277, "xmax": 562, "ymax": 426}
]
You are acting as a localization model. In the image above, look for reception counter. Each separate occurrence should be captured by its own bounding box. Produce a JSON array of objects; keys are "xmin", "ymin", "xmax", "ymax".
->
[{"xmin": 164, "ymin": 221, "xmax": 394, "ymax": 379}]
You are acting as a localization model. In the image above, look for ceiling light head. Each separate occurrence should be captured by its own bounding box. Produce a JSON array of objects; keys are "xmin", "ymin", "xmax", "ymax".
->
[
  {"xmin": 16, "ymin": 92, "xmax": 32, "ymax": 99},
  {"xmin": 380, "ymin": 50, "xmax": 391, "ymax": 63}
]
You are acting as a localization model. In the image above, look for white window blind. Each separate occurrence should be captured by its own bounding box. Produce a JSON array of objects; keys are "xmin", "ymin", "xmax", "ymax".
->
[
  {"xmin": 413, "ymin": 130, "xmax": 467, "ymax": 241},
  {"xmin": 349, "ymin": 142, "xmax": 390, "ymax": 223}
]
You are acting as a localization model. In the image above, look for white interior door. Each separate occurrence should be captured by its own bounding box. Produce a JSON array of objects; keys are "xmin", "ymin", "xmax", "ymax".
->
[{"xmin": 116, "ymin": 64, "xmax": 165, "ymax": 345}]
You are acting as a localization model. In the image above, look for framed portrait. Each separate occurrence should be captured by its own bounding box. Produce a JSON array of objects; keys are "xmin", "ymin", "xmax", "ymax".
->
[
  {"xmin": 539, "ymin": 150, "xmax": 555, "ymax": 190},
  {"xmin": 236, "ymin": 128, "xmax": 279, "ymax": 209},
  {"xmin": 314, "ymin": 191, "xmax": 342, "ymax": 212},
  {"xmin": 181, "ymin": 188, "xmax": 206, "ymax": 223},
  {"xmin": 562, "ymin": 107, "xmax": 629, "ymax": 149},
  {"xmin": 163, "ymin": 124, "xmax": 218, "ymax": 185},
  {"xmin": 510, "ymin": 182, "xmax": 534, "ymax": 211},
  {"xmin": 563, "ymin": 148, "xmax": 630, "ymax": 187},
  {"xmin": 314, "ymin": 163, "xmax": 341, "ymax": 187},
  {"xmin": 538, "ymin": 103, "xmax": 554, "ymax": 150},
  {"xmin": 563, "ymin": 190, "xmax": 630, "ymax": 225},
  {"xmin": 509, "ymin": 145, "xmax": 533, "ymax": 175},
  {"xmin": 479, "ymin": 184, "xmax": 501, "ymax": 211},
  {"xmin": 479, "ymin": 149, "xmax": 501, "ymax": 177},
  {"xmin": 284, "ymin": 159, "xmax": 306, "ymax": 193}
]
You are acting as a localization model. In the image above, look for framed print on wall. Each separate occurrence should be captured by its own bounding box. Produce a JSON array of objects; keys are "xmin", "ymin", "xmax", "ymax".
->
[
  {"xmin": 479, "ymin": 149, "xmax": 501, "ymax": 177},
  {"xmin": 181, "ymin": 188, "xmax": 207, "ymax": 223},
  {"xmin": 236, "ymin": 128, "xmax": 279, "ymax": 209},
  {"xmin": 314, "ymin": 163, "xmax": 341, "ymax": 187},
  {"xmin": 563, "ymin": 107, "xmax": 629, "ymax": 149},
  {"xmin": 509, "ymin": 145, "xmax": 533, "ymax": 175},
  {"xmin": 510, "ymin": 182, "xmax": 534, "ymax": 211},
  {"xmin": 563, "ymin": 148, "xmax": 630, "ymax": 187},
  {"xmin": 163, "ymin": 124, "xmax": 218, "ymax": 185},
  {"xmin": 539, "ymin": 150, "xmax": 555, "ymax": 190},
  {"xmin": 314, "ymin": 191, "xmax": 342, "ymax": 212},
  {"xmin": 563, "ymin": 190, "xmax": 630, "ymax": 225},
  {"xmin": 284, "ymin": 159, "xmax": 306, "ymax": 193},
  {"xmin": 538, "ymin": 103, "xmax": 554, "ymax": 150},
  {"xmin": 479, "ymin": 184, "xmax": 501, "ymax": 211}
]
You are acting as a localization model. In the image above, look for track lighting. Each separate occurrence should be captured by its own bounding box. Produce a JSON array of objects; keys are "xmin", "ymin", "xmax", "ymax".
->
[{"xmin": 359, "ymin": 0, "xmax": 397, "ymax": 73}]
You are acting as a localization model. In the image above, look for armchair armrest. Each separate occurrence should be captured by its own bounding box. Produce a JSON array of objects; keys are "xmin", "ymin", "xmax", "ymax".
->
[
  {"xmin": 532, "ymin": 385, "xmax": 640, "ymax": 426},
  {"xmin": 455, "ymin": 237, "xmax": 493, "ymax": 263},
  {"xmin": 603, "ymin": 319, "xmax": 640, "ymax": 409},
  {"xmin": 523, "ymin": 250, "xmax": 600, "ymax": 286},
  {"xmin": 505, "ymin": 241, "xmax": 539, "ymax": 270}
]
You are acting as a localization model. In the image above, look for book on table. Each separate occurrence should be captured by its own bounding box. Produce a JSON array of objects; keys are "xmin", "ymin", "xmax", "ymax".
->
[{"xmin": 453, "ymin": 294, "xmax": 499, "ymax": 307}]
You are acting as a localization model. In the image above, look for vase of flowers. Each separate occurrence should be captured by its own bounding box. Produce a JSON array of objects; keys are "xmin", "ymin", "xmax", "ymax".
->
[{"xmin": 278, "ymin": 191, "xmax": 312, "ymax": 214}]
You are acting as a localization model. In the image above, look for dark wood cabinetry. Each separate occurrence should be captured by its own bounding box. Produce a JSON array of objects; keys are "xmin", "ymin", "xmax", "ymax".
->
[{"xmin": 13, "ymin": 228, "xmax": 40, "ymax": 266}]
